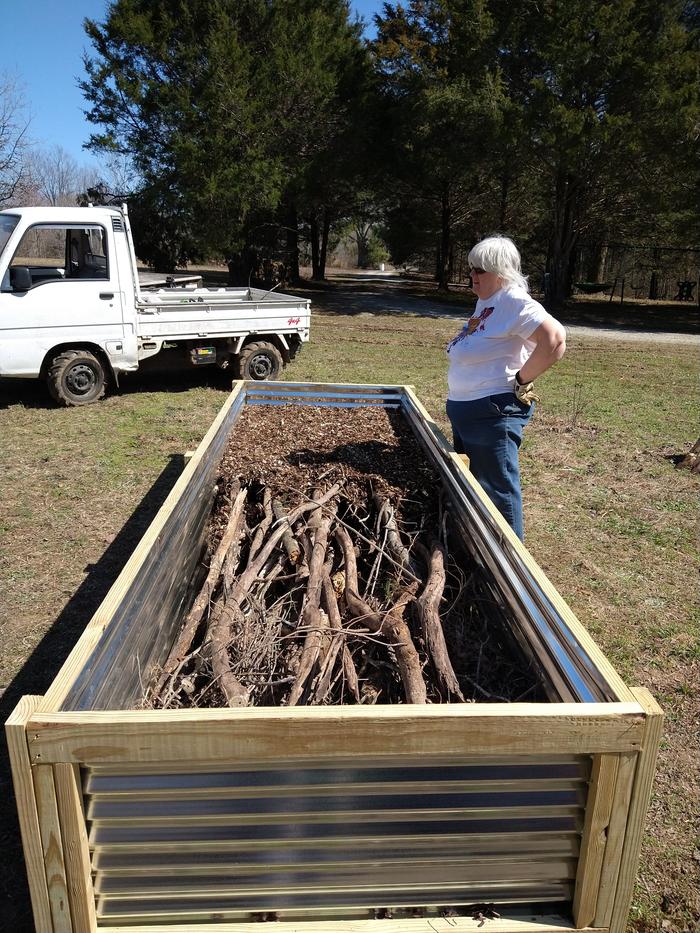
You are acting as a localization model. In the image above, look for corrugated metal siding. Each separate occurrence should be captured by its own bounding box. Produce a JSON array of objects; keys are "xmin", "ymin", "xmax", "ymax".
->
[{"xmin": 86, "ymin": 754, "xmax": 589, "ymax": 925}]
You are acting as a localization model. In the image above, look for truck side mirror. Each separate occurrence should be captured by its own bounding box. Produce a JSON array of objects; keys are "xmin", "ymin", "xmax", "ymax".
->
[{"xmin": 10, "ymin": 266, "xmax": 32, "ymax": 292}]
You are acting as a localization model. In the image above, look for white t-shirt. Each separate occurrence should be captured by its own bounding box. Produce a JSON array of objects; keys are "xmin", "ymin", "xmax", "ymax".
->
[{"xmin": 446, "ymin": 285, "xmax": 549, "ymax": 401}]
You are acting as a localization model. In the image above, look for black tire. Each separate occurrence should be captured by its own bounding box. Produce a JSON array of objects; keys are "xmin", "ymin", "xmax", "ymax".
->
[
  {"xmin": 47, "ymin": 349, "xmax": 107, "ymax": 406},
  {"xmin": 236, "ymin": 341, "xmax": 283, "ymax": 380}
]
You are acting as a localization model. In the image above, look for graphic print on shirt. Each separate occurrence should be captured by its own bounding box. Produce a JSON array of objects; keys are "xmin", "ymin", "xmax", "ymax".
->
[{"xmin": 446, "ymin": 306, "xmax": 495, "ymax": 352}]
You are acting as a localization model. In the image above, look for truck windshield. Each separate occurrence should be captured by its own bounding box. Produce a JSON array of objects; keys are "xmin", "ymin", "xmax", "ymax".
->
[{"xmin": 0, "ymin": 214, "xmax": 19, "ymax": 260}]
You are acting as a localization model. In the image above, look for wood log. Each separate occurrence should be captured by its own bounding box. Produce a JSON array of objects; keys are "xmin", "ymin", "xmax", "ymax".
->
[
  {"xmin": 208, "ymin": 600, "xmax": 249, "ymax": 707},
  {"xmin": 246, "ymin": 486, "xmax": 272, "ymax": 566},
  {"xmin": 184, "ymin": 487, "xmax": 342, "ymax": 710},
  {"xmin": 313, "ymin": 566, "xmax": 353, "ymax": 703},
  {"xmin": 227, "ymin": 483, "xmax": 342, "ymax": 610},
  {"xmin": 667, "ymin": 437, "xmax": 700, "ymax": 473},
  {"xmin": 287, "ymin": 510, "xmax": 334, "ymax": 706},
  {"xmin": 415, "ymin": 542, "xmax": 464, "ymax": 701},
  {"xmin": 154, "ymin": 483, "xmax": 247, "ymax": 694},
  {"xmin": 272, "ymin": 498, "xmax": 301, "ymax": 565},
  {"xmin": 335, "ymin": 525, "xmax": 427, "ymax": 703},
  {"xmin": 305, "ymin": 488, "xmax": 326, "ymax": 531},
  {"xmin": 373, "ymin": 493, "xmax": 421, "ymax": 580}
]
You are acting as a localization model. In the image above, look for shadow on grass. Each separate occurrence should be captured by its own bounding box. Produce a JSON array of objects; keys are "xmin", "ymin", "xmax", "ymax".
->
[
  {"xmin": 0, "ymin": 368, "xmax": 233, "ymax": 411},
  {"xmin": 0, "ymin": 455, "xmax": 185, "ymax": 932},
  {"xmin": 556, "ymin": 298, "xmax": 700, "ymax": 334}
]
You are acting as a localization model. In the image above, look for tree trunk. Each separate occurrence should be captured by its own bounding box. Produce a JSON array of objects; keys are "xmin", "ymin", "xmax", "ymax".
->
[
  {"xmin": 286, "ymin": 203, "xmax": 300, "ymax": 282},
  {"xmin": 310, "ymin": 213, "xmax": 321, "ymax": 280},
  {"xmin": 318, "ymin": 209, "xmax": 331, "ymax": 280},
  {"xmin": 355, "ymin": 223, "xmax": 370, "ymax": 268},
  {"xmin": 595, "ymin": 243, "xmax": 609, "ymax": 283},
  {"xmin": 499, "ymin": 170, "xmax": 510, "ymax": 229},
  {"xmin": 547, "ymin": 170, "xmax": 580, "ymax": 306},
  {"xmin": 437, "ymin": 188, "xmax": 451, "ymax": 290}
]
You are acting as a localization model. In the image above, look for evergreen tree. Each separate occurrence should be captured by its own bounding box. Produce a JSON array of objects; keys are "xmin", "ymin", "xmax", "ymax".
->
[
  {"xmin": 493, "ymin": 0, "xmax": 699, "ymax": 302},
  {"xmin": 373, "ymin": 1, "xmax": 507, "ymax": 288},
  {"xmin": 81, "ymin": 0, "xmax": 370, "ymax": 273}
]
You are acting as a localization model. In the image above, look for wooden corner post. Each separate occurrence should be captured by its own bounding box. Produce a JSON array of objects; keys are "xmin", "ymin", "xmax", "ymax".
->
[
  {"xmin": 5, "ymin": 695, "xmax": 55, "ymax": 933},
  {"xmin": 608, "ymin": 687, "xmax": 664, "ymax": 933},
  {"xmin": 573, "ymin": 688, "xmax": 663, "ymax": 933}
]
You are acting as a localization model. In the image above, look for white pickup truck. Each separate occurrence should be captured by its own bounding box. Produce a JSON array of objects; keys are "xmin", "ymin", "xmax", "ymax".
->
[{"xmin": 0, "ymin": 204, "xmax": 310, "ymax": 405}]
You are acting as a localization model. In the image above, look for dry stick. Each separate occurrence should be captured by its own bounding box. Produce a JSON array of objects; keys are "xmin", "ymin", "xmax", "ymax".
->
[
  {"xmin": 364, "ymin": 524, "xmax": 389, "ymax": 600},
  {"xmin": 334, "ymin": 512, "xmax": 422, "ymax": 585},
  {"xmin": 373, "ymin": 493, "xmax": 421, "ymax": 581},
  {"xmin": 222, "ymin": 519, "xmax": 249, "ymax": 599},
  {"xmin": 246, "ymin": 486, "xmax": 272, "ymax": 566},
  {"xmin": 335, "ymin": 525, "xmax": 427, "ymax": 704},
  {"xmin": 157, "ymin": 646, "xmax": 203, "ymax": 709},
  {"xmin": 305, "ymin": 488, "xmax": 324, "ymax": 532},
  {"xmin": 294, "ymin": 527, "xmax": 312, "ymax": 578},
  {"xmin": 272, "ymin": 498, "xmax": 301, "ymax": 565},
  {"xmin": 414, "ymin": 541, "xmax": 465, "ymax": 701},
  {"xmin": 207, "ymin": 599, "xmax": 250, "ymax": 706},
  {"xmin": 154, "ymin": 483, "xmax": 247, "ymax": 694},
  {"xmin": 314, "ymin": 565, "xmax": 359, "ymax": 703},
  {"xmin": 287, "ymin": 510, "xmax": 335, "ymax": 706},
  {"xmin": 253, "ymin": 554, "xmax": 287, "ymax": 603},
  {"xmin": 209, "ymin": 486, "xmax": 342, "ymax": 708},
  {"xmin": 227, "ymin": 482, "xmax": 343, "ymax": 610}
]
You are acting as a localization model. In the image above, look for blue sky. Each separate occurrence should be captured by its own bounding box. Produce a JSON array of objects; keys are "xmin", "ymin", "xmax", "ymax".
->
[{"xmin": 4, "ymin": 0, "xmax": 385, "ymax": 170}]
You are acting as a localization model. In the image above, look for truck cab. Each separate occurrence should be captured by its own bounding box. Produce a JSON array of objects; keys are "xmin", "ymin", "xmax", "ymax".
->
[
  {"xmin": 0, "ymin": 205, "xmax": 310, "ymax": 405},
  {"xmin": 0, "ymin": 206, "xmax": 138, "ymax": 403}
]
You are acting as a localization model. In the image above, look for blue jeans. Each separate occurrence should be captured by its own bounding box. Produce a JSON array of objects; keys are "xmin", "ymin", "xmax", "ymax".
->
[{"xmin": 447, "ymin": 393, "xmax": 533, "ymax": 540}]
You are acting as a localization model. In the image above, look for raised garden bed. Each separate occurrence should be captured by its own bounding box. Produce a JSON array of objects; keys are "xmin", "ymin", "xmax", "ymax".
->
[{"xmin": 6, "ymin": 381, "xmax": 661, "ymax": 933}]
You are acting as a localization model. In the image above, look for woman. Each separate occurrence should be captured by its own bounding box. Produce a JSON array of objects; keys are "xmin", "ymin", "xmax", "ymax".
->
[{"xmin": 446, "ymin": 235, "xmax": 566, "ymax": 540}]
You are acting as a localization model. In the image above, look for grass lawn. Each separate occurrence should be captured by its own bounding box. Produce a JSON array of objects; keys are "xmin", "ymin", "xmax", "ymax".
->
[{"xmin": 0, "ymin": 302, "xmax": 697, "ymax": 932}]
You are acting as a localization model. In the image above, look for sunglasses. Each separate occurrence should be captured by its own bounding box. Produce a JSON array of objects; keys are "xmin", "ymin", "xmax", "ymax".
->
[{"xmin": 469, "ymin": 266, "xmax": 486, "ymax": 275}]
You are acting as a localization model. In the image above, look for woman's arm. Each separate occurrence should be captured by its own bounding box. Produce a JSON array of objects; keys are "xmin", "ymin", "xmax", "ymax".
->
[{"xmin": 517, "ymin": 317, "xmax": 567, "ymax": 383}]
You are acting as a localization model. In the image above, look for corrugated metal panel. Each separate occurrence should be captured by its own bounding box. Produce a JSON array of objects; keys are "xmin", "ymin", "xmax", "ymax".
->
[{"xmin": 86, "ymin": 755, "xmax": 588, "ymax": 925}]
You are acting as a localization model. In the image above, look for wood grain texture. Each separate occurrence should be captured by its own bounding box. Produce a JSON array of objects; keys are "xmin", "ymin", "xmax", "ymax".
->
[
  {"xmin": 54, "ymin": 763, "xmax": 97, "ymax": 933},
  {"xmin": 27, "ymin": 703, "xmax": 645, "ymax": 765},
  {"xmin": 572, "ymin": 754, "xmax": 620, "ymax": 928},
  {"xmin": 592, "ymin": 752, "xmax": 638, "ymax": 927},
  {"xmin": 33, "ymin": 764, "xmax": 72, "ymax": 932},
  {"xmin": 608, "ymin": 688, "xmax": 664, "ymax": 933},
  {"xmin": 5, "ymin": 695, "xmax": 54, "ymax": 933},
  {"xmin": 96, "ymin": 915, "xmax": 592, "ymax": 933}
]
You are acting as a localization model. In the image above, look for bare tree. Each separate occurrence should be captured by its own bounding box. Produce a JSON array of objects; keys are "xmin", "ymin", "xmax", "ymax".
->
[
  {"xmin": 30, "ymin": 144, "xmax": 101, "ymax": 206},
  {"xmin": 0, "ymin": 73, "xmax": 31, "ymax": 206}
]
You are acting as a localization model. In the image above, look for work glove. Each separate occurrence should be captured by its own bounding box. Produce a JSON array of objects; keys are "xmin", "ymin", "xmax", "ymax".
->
[{"xmin": 514, "ymin": 372, "xmax": 540, "ymax": 404}]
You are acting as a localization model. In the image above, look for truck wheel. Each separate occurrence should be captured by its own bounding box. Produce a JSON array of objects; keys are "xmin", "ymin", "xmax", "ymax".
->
[
  {"xmin": 47, "ymin": 350, "xmax": 107, "ymax": 406},
  {"xmin": 237, "ymin": 341, "xmax": 283, "ymax": 380}
]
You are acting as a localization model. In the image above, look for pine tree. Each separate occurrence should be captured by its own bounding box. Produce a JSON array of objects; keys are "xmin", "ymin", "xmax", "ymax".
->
[{"xmin": 81, "ymin": 0, "xmax": 370, "ymax": 272}]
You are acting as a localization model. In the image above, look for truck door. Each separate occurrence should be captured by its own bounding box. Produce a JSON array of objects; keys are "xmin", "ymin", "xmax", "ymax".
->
[{"xmin": 0, "ymin": 221, "xmax": 124, "ymax": 376}]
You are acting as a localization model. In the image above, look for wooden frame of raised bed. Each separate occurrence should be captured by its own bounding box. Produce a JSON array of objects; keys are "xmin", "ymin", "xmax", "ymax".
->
[{"xmin": 7, "ymin": 381, "xmax": 661, "ymax": 933}]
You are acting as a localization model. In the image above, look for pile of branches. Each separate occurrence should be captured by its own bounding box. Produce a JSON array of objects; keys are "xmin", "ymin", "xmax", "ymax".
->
[{"xmin": 148, "ymin": 469, "xmax": 541, "ymax": 709}]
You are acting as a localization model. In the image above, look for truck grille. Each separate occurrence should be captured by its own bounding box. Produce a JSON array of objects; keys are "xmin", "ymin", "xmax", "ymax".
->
[{"xmin": 85, "ymin": 754, "xmax": 588, "ymax": 925}]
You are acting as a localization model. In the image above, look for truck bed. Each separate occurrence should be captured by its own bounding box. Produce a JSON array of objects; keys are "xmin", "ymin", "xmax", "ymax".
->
[{"xmin": 136, "ymin": 286, "xmax": 310, "ymax": 340}]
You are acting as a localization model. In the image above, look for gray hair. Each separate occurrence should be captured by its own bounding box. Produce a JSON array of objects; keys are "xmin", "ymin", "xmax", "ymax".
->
[{"xmin": 468, "ymin": 235, "xmax": 529, "ymax": 292}]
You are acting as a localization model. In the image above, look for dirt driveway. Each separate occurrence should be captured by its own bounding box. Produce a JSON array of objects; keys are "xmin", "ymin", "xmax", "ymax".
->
[{"xmin": 306, "ymin": 270, "xmax": 700, "ymax": 345}]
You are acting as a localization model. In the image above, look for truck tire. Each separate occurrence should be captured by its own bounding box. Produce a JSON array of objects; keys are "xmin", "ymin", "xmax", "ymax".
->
[
  {"xmin": 47, "ymin": 349, "xmax": 107, "ymax": 406},
  {"xmin": 237, "ymin": 341, "xmax": 283, "ymax": 380}
]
